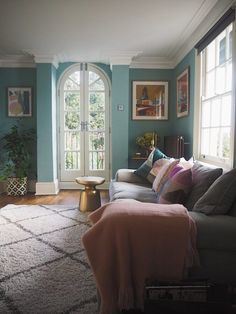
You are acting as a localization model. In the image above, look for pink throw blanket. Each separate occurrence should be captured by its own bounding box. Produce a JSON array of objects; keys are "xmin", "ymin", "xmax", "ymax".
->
[{"xmin": 82, "ymin": 200, "xmax": 199, "ymax": 314}]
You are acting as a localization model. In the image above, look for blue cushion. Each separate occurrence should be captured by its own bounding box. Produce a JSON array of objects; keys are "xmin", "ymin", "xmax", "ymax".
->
[{"xmin": 135, "ymin": 148, "xmax": 168, "ymax": 183}]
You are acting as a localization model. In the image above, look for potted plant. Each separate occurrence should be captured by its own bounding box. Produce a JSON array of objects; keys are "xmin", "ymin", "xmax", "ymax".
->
[
  {"xmin": 0, "ymin": 123, "xmax": 35, "ymax": 195},
  {"xmin": 135, "ymin": 132, "xmax": 159, "ymax": 156}
]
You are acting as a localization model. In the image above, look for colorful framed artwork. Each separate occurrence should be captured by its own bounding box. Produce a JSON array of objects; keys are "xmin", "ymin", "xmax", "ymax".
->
[
  {"xmin": 132, "ymin": 81, "xmax": 168, "ymax": 120},
  {"xmin": 176, "ymin": 68, "xmax": 189, "ymax": 118},
  {"xmin": 8, "ymin": 87, "xmax": 32, "ymax": 117}
]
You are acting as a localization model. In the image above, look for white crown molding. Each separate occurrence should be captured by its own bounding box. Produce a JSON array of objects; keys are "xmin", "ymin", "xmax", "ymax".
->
[
  {"xmin": 34, "ymin": 54, "xmax": 59, "ymax": 68},
  {"xmin": 0, "ymin": 54, "xmax": 35, "ymax": 68},
  {"xmin": 172, "ymin": 0, "xmax": 235, "ymax": 67},
  {"xmin": 130, "ymin": 56, "xmax": 174, "ymax": 69},
  {"xmin": 108, "ymin": 50, "xmax": 142, "ymax": 69}
]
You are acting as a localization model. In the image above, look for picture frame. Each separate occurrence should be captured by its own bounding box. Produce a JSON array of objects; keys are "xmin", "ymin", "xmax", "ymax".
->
[
  {"xmin": 132, "ymin": 81, "xmax": 168, "ymax": 120},
  {"xmin": 7, "ymin": 87, "xmax": 32, "ymax": 117},
  {"xmin": 176, "ymin": 68, "xmax": 189, "ymax": 118}
]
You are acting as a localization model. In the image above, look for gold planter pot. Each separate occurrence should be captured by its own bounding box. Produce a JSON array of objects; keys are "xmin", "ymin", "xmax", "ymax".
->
[{"xmin": 7, "ymin": 177, "xmax": 28, "ymax": 196}]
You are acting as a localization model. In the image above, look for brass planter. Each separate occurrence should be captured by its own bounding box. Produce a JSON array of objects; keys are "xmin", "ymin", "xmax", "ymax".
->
[{"xmin": 7, "ymin": 177, "xmax": 28, "ymax": 196}]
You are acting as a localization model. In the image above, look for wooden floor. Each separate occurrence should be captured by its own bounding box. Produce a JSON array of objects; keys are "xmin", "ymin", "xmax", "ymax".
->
[{"xmin": 0, "ymin": 189, "xmax": 110, "ymax": 208}]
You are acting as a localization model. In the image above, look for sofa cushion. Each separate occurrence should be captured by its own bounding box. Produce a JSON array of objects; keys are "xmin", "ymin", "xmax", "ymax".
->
[
  {"xmin": 109, "ymin": 181, "xmax": 157, "ymax": 203},
  {"xmin": 185, "ymin": 162, "xmax": 223, "ymax": 210},
  {"xmin": 152, "ymin": 159, "xmax": 179, "ymax": 193},
  {"xmin": 189, "ymin": 212, "xmax": 236, "ymax": 251},
  {"xmin": 157, "ymin": 168, "xmax": 192, "ymax": 204},
  {"xmin": 134, "ymin": 148, "xmax": 168, "ymax": 183},
  {"xmin": 193, "ymin": 168, "xmax": 236, "ymax": 215}
]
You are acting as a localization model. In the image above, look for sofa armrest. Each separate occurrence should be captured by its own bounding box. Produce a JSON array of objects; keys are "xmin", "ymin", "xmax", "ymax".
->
[{"xmin": 114, "ymin": 169, "xmax": 148, "ymax": 184}]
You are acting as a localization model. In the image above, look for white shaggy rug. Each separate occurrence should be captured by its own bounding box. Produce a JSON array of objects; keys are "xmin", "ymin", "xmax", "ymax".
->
[{"xmin": 0, "ymin": 204, "xmax": 98, "ymax": 314}]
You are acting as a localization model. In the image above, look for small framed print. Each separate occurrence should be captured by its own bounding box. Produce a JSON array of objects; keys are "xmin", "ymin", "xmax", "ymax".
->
[
  {"xmin": 132, "ymin": 81, "xmax": 168, "ymax": 120},
  {"xmin": 176, "ymin": 68, "xmax": 189, "ymax": 118},
  {"xmin": 8, "ymin": 87, "xmax": 32, "ymax": 117}
]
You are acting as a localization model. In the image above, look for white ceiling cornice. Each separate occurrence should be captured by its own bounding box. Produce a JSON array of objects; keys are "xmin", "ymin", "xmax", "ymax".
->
[
  {"xmin": 0, "ymin": 54, "xmax": 35, "ymax": 68},
  {"xmin": 108, "ymin": 50, "xmax": 142, "ymax": 69},
  {"xmin": 172, "ymin": 0, "xmax": 235, "ymax": 67},
  {"xmin": 130, "ymin": 56, "xmax": 174, "ymax": 69},
  {"xmin": 34, "ymin": 54, "xmax": 59, "ymax": 68}
]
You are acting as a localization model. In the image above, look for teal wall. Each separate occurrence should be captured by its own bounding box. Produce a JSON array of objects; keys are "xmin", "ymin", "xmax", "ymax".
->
[
  {"xmin": 36, "ymin": 63, "xmax": 57, "ymax": 182},
  {"xmin": 111, "ymin": 65, "xmax": 129, "ymax": 175},
  {"xmin": 0, "ymin": 67, "xmax": 37, "ymax": 178},
  {"xmin": 173, "ymin": 49, "xmax": 195, "ymax": 159},
  {"xmin": 0, "ymin": 50, "xmax": 198, "ymax": 186},
  {"xmin": 128, "ymin": 68, "xmax": 174, "ymax": 168}
]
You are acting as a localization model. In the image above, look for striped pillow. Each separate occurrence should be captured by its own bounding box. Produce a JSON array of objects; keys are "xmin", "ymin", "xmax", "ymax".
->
[{"xmin": 152, "ymin": 159, "xmax": 179, "ymax": 193}]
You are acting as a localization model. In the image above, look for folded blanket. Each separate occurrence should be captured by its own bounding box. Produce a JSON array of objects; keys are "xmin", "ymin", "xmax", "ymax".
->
[{"xmin": 82, "ymin": 199, "xmax": 199, "ymax": 314}]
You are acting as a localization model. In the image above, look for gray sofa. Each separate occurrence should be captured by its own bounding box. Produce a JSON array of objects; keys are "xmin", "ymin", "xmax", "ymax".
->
[{"xmin": 109, "ymin": 167, "xmax": 236, "ymax": 285}]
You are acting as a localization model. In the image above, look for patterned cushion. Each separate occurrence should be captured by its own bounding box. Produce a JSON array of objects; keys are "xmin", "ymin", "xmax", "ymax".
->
[
  {"xmin": 157, "ymin": 168, "xmax": 192, "ymax": 204},
  {"xmin": 135, "ymin": 148, "xmax": 168, "ymax": 183},
  {"xmin": 152, "ymin": 159, "xmax": 179, "ymax": 193},
  {"xmin": 149, "ymin": 158, "xmax": 171, "ymax": 177}
]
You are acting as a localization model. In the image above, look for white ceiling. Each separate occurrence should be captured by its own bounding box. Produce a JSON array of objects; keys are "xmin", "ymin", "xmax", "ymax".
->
[{"xmin": 0, "ymin": 0, "xmax": 232, "ymax": 67}]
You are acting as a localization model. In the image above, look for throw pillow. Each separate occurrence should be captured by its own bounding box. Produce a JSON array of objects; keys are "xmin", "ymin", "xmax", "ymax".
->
[
  {"xmin": 152, "ymin": 159, "xmax": 179, "ymax": 193},
  {"xmin": 179, "ymin": 157, "xmax": 194, "ymax": 169},
  {"xmin": 157, "ymin": 168, "xmax": 192, "ymax": 204},
  {"xmin": 153, "ymin": 148, "xmax": 168, "ymax": 163},
  {"xmin": 185, "ymin": 162, "xmax": 223, "ymax": 210},
  {"xmin": 193, "ymin": 168, "xmax": 236, "ymax": 215},
  {"xmin": 135, "ymin": 148, "xmax": 168, "ymax": 183},
  {"xmin": 149, "ymin": 158, "xmax": 172, "ymax": 177}
]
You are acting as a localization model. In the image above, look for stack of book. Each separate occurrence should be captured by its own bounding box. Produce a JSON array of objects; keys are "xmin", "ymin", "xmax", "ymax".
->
[{"xmin": 145, "ymin": 279, "xmax": 210, "ymax": 303}]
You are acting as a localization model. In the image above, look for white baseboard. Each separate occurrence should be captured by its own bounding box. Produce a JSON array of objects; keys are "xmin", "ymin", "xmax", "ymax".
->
[{"xmin": 35, "ymin": 179, "xmax": 59, "ymax": 195}]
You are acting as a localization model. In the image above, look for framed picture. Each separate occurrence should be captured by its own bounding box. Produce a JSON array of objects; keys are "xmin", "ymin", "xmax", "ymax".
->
[
  {"xmin": 7, "ymin": 87, "xmax": 32, "ymax": 117},
  {"xmin": 176, "ymin": 68, "xmax": 189, "ymax": 118},
  {"xmin": 132, "ymin": 81, "xmax": 168, "ymax": 120}
]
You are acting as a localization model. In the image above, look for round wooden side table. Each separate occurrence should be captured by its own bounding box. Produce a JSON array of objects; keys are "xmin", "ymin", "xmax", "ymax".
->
[{"xmin": 75, "ymin": 176, "xmax": 105, "ymax": 212}]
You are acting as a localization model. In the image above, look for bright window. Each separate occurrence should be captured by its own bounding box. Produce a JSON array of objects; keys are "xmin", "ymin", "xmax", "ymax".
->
[{"xmin": 198, "ymin": 23, "xmax": 234, "ymax": 167}]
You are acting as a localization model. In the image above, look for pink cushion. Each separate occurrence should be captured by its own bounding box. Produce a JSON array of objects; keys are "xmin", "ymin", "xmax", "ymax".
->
[{"xmin": 157, "ymin": 168, "xmax": 192, "ymax": 204}]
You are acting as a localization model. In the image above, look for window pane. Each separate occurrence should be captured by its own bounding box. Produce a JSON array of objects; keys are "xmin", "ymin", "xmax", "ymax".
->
[
  {"xmin": 215, "ymin": 65, "xmax": 225, "ymax": 94},
  {"xmin": 65, "ymin": 152, "xmax": 80, "ymax": 170},
  {"xmin": 89, "ymin": 132, "xmax": 105, "ymax": 150},
  {"xmin": 65, "ymin": 112, "xmax": 80, "ymax": 130},
  {"xmin": 201, "ymin": 128, "xmax": 210, "ymax": 156},
  {"xmin": 221, "ymin": 95, "xmax": 231, "ymax": 126},
  {"xmin": 226, "ymin": 61, "xmax": 232, "ymax": 92},
  {"xmin": 89, "ymin": 92, "xmax": 105, "ymax": 111},
  {"xmin": 206, "ymin": 71, "xmax": 215, "ymax": 98},
  {"xmin": 64, "ymin": 71, "xmax": 80, "ymax": 90},
  {"xmin": 89, "ymin": 151, "xmax": 105, "ymax": 170},
  {"xmin": 89, "ymin": 72, "xmax": 104, "ymax": 90},
  {"xmin": 206, "ymin": 41, "xmax": 215, "ymax": 71},
  {"xmin": 216, "ymin": 30, "xmax": 226, "ymax": 66},
  {"xmin": 229, "ymin": 31, "xmax": 232, "ymax": 58},
  {"xmin": 219, "ymin": 37, "xmax": 226, "ymax": 65},
  {"xmin": 64, "ymin": 92, "xmax": 80, "ymax": 110},
  {"xmin": 220, "ymin": 127, "xmax": 230, "ymax": 159},
  {"xmin": 201, "ymin": 101, "xmax": 211, "ymax": 127},
  {"xmin": 211, "ymin": 98, "xmax": 220, "ymax": 127},
  {"xmin": 209, "ymin": 127, "xmax": 220, "ymax": 157},
  {"xmin": 65, "ymin": 131, "xmax": 80, "ymax": 150},
  {"xmin": 89, "ymin": 112, "xmax": 105, "ymax": 130}
]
